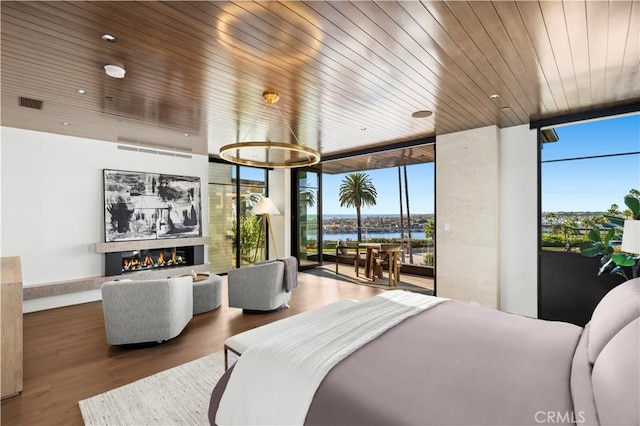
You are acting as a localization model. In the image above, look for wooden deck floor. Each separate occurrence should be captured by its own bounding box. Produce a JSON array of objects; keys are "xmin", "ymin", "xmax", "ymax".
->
[{"xmin": 319, "ymin": 261, "xmax": 435, "ymax": 292}]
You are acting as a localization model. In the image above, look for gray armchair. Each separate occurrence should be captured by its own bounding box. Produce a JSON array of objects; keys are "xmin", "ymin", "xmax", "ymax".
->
[
  {"xmin": 227, "ymin": 260, "xmax": 293, "ymax": 312},
  {"xmin": 101, "ymin": 277, "xmax": 193, "ymax": 345}
]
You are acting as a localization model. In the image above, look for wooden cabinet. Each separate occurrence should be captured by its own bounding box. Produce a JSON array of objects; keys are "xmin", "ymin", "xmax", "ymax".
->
[{"xmin": 1, "ymin": 256, "xmax": 23, "ymax": 399}]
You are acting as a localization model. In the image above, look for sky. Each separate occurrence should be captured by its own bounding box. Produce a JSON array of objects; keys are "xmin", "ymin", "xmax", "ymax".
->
[
  {"xmin": 322, "ymin": 113, "xmax": 639, "ymax": 216},
  {"xmin": 541, "ymin": 113, "xmax": 639, "ymax": 212},
  {"xmin": 322, "ymin": 162, "xmax": 435, "ymax": 216}
]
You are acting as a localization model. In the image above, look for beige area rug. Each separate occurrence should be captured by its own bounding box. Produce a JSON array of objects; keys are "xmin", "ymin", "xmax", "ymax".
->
[{"xmin": 79, "ymin": 351, "xmax": 225, "ymax": 426}]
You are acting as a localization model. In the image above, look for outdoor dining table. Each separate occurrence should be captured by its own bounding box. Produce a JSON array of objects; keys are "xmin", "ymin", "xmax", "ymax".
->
[{"xmin": 360, "ymin": 243, "xmax": 401, "ymax": 287}]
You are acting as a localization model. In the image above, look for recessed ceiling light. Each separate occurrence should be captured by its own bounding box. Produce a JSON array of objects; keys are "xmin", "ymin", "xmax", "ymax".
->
[
  {"xmin": 101, "ymin": 34, "xmax": 116, "ymax": 42},
  {"xmin": 489, "ymin": 94, "xmax": 500, "ymax": 100},
  {"xmin": 411, "ymin": 110, "xmax": 433, "ymax": 118},
  {"xmin": 76, "ymin": 89, "xmax": 87, "ymax": 94},
  {"xmin": 61, "ymin": 122, "xmax": 70, "ymax": 126},
  {"xmin": 360, "ymin": 127, "xmax": 367, "ymax": 131},
  {"xmin": 501, "ymin": 106, "xmax": 511, "ymax": 111},
  {"xmin": 184, "ymin": 133, "xmax": 190, "ymax": 137},
  {"xmin": 104, "ymin": 64, "xmax": 126, "ymax": 78},
  {"xmin": 105, "ymin": 96, "xmax": 116, "ymax": 102}
]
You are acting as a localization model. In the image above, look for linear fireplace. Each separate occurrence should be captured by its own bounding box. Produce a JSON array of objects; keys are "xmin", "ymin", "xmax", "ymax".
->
[
  {"xmin": 122, "ymin": 248, "xmax": 186, "ymax": 272},
  {"xmin": 104, "ymin": 245, "xmax": 204, "ymax": 276},
  {"xmin": 96, "ymin": 236, "xmax": 209, "ymax": 277}
]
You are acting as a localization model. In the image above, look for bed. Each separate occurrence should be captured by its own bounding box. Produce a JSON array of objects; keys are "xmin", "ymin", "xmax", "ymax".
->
[{"xmin": 209, "ymin": 278, "xmax": 639, "ymax": 426}]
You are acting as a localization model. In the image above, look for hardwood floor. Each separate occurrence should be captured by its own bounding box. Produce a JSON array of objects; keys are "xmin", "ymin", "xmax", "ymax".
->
[{"xmin": 1, "ymin": 272, "xmax": 381, "ymax": 426}]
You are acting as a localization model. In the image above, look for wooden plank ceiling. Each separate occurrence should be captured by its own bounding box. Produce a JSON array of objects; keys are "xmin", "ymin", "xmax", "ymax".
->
[{"xmin": 1, "ymin": 1, "xmax": 638, "ymax": 170}]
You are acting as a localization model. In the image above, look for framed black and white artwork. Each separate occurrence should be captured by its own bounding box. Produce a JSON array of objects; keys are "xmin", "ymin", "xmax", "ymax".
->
[{"xmin": 103, "ymin": 169, "xmax": 202, "ymax": 242}]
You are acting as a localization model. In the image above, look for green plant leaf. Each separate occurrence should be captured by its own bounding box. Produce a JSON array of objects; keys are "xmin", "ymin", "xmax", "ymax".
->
[
  {"xmin": 601, "ymin": 254, "xmax": 612, "ymax": 265},
  {"xmin": 604, "ymin": 228, "xmax": 616, "ymax": 244},
  {"xmin": 612, "ymin": 253, "xmax": 637, "ymax": 267},
  {"xmin": 624, "ymin": 195, "xmax": 640, "ymax": 219},
  {"xmin": 603, "ymin": 215, "xmax": 625, "ymax": 228},
  {"xmin": 587, "ymin": 228, "xmax": 601, "ymax": 242},
  {"xmin": 579, "ymin": 242, "xmax": 603, "ymax": 257}
]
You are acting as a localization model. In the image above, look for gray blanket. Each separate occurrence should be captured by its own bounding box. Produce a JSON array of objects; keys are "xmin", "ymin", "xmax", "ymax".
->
[{"xmin": 280, "ymin": 256, "xmax": 298, "ymax": 292}]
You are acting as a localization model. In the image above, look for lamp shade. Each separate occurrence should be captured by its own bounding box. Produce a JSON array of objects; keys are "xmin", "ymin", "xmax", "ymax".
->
[
  {"xmin": 250, "ymin": 197, "xmax": 280, "ymax": 215},
  {"xmin": 621, "ymin": 219, "xmax": 640, "ymax": 254}
]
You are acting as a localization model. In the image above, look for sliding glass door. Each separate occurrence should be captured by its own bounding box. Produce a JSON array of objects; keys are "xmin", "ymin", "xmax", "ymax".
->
[{"xmin": 294, "ymin": 169, "xmax": 321, "ymax": 269}]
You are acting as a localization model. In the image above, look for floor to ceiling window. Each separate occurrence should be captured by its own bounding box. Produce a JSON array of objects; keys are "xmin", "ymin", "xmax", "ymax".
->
[
  {"xmin": 538, "ymin": 112, "xmax": 639, "ymax": 326},
  {"xmin": 208, "ymin": 161, "xmax": 268, "ymax": 274},
  {"xmin": 322, "ymin": 160, "xmax": 435, "ymax": 270},
  {"xmin": 540, "ymin": 114, "xmax": 639, "ymax": 254}
]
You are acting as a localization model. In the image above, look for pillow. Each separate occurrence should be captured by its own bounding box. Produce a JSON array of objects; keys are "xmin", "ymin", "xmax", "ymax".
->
[
  {"xmin": 570, "ymin": 324, "xmax": 599, "ymax": 426},
  {"xmin": 587, "ymin": 278, "xmax": 640, "ymax": 364},
  {"xmin": 337, "ymin": 239, "xmax": 349, "ymax": 255},
  {"xmin": 591, "ymin": 318, "xmax": 639, "ymax": 426}
]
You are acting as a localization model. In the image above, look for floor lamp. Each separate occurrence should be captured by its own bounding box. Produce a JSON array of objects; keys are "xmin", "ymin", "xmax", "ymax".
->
[{"xmin": 251, "ymin": 197, "xmax": 280, "ymax": 262}]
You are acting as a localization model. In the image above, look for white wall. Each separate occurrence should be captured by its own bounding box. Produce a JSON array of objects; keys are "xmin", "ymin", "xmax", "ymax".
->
[
  {"xmin": 434, "ymin": 124, "xmax": 538, "ymax": 316},
  {"xmin": 436, "ymin": 126, "xmax": 501, "ymax": 308},
  {"xmin": 0, "ymin": 127, "xmax": 209, "ymax": 288},
  {"xmin": 499, "ymin": 125, "xmax": 538, "ymax": 318}
]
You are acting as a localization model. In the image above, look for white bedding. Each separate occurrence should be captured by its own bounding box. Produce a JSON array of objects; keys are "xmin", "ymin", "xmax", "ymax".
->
[{"xmin": 215, "ymin": 290, "xmax": 448, "ymax": 426}]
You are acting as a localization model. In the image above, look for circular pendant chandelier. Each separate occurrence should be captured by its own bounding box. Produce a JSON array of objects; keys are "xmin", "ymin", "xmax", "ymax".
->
[{"xmin": 219, "ymin": 91, "xmax": 321, "ymax": 168}]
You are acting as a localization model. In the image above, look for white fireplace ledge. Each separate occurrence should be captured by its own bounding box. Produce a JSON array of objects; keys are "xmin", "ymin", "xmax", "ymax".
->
[
  {"xmin": 23, "ymin": 289, "xmax": 103, "ymax": 314},
  {"xmin": 95, "ymin": 236, "xmax": 210, "ymax": 253},
  {"xmin": 22, "ymin": 263, "xmax": 212, "ymax": 301}
]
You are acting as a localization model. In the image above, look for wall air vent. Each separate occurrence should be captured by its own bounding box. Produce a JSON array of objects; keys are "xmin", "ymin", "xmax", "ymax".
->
[
  {"xmin": 19, "ymin": 96, "xmax": 44, "ymax": 110},
  {"xmin": 117, "ymin": 145, "xmax": 192, "ymax": 159}
]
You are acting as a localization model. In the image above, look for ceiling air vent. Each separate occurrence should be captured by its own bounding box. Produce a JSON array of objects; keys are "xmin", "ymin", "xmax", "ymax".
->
[{"xmin": 19, "ymin": 96, "xmax": 44, "ymax": 110}]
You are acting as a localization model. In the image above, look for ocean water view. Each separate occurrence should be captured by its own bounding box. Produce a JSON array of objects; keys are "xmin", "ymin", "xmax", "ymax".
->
[
  {"xmin": 319, "ymin": 213, "xmax": 434, "ymax": 242},
  {"xmin": 323, "ymin": 232, "xmax": 415, "ymax": 241}
]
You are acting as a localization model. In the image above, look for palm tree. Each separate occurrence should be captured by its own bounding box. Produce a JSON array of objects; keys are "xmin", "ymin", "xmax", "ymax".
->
[
  {"xmin": 424, "ymin": 219, "xmax": 435, "ymax": 240},
  {"xmin": 561, "ymin": 220, "xmax": 579, "ymax": 242},
  {"xmin": 397, "ymin": 167, "xmax": 405, "ymax": 262},
  {"xmin": 581, "ymin": 217, "xmax": 596, "ymax": 237},
  {"xmin": 607, "ymin": 203, "xmax": 621, "ymax": 215},
  {"xmin": 301, "ymin": 189, "xmax": 316, "ymax": 207},
  {"xmin": 339, "ymin": 172, "xmax": 377, "ymax": 241},
  {"xmin": 403, "ymin": 166, "xmax": 413, "ymax": 263}
]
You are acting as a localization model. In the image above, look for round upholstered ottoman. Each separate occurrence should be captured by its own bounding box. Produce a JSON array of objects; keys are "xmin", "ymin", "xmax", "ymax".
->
[{"xmin": 192, "ymin": 273, "xmax": 222, "ymax": 314}]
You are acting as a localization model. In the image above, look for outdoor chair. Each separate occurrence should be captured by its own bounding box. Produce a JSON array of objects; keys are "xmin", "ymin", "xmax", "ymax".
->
[
  {"xmin": 335, "ymin": 240, "xmax": 361, "ymax": 276},
  {"xmin": 372, "ymin": 244, "xmax": 402, "ymax": 286}
]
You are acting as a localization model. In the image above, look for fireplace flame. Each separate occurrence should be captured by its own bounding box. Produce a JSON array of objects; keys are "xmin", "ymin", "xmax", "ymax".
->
[
  {"xmin": 121, "ymin": 249, "xmax": 186, "ymax": 272},
  {"xmin": 123, "ymin": 258, "xmax": 142, "ymax": 270}
]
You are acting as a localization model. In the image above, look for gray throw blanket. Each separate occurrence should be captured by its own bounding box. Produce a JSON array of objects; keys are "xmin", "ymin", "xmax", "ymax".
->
[{"xmin": 280, "ymin": 256, "xmax": 298, "ymax": 292}]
